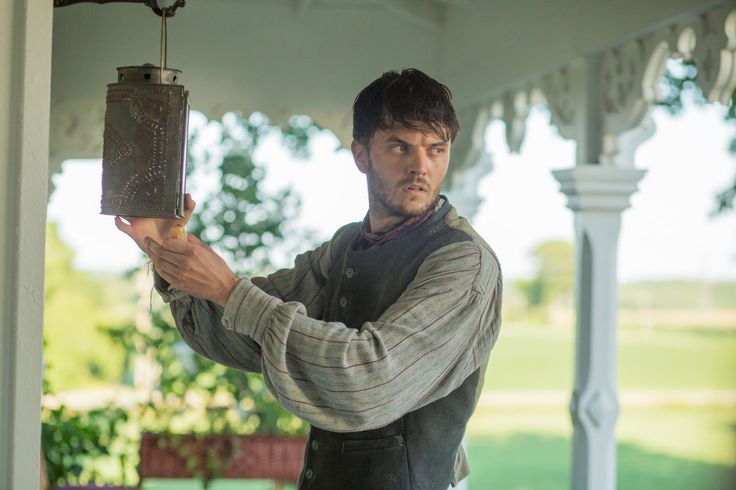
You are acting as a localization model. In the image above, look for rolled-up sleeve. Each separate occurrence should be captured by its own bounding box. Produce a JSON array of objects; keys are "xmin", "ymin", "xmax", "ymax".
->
[
  {"xmin": 221, "ymin": 240, "xmax": 502, "ymax": 432},
  {"xmin": 155, "ymin": 236, "xmax": 334, "ymax": 374},
  {"xmin": 155, "ymin": 273, "xmax": 263, "ymax": 373}
]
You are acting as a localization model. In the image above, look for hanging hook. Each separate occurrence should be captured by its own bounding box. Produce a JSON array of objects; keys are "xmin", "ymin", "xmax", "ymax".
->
[{"xmin": 151, "ymin": 0, "xmax": 184, "ymax": 17}]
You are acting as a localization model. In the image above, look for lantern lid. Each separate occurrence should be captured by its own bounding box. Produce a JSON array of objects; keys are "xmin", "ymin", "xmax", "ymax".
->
[{"xmin": 116, "ymin": 64, "xmax": 183, "ymax": 85}]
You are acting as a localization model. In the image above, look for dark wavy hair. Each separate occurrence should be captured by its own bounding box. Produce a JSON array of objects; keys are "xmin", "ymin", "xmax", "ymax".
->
[{"xmin": 352, "ymin": 68, "xmax": 460, "ymax": 145}]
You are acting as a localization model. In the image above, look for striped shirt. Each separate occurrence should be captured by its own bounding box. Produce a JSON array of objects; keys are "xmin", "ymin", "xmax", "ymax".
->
[{"xmin": 157, "ymin": 205, "xmax": 503, "ymax": 435}]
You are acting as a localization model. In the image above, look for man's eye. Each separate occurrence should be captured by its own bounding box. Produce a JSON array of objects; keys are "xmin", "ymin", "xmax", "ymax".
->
[
  {"xmin": 431, "ymin": 146, "xmax": 446, "ymax": 155},
  {"xmin": 392, "ymin": 145, "xmax": 408, "ymax": 153}
]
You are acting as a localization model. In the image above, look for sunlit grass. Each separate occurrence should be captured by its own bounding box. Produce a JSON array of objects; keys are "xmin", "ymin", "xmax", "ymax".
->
[
  {"xmin": 484, "ymin": 323, "xmax": 736, "ymax": 391},
  {"xmin": 467, "ymin": 406, "xmax": 736, "ymax": 490},
  {"xmin": 471, "ymin": 321, "xmax": 736, "ymax": 489}
]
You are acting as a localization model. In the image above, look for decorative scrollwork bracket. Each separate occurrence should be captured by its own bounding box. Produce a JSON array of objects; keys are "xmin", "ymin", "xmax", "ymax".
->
[{"xmin": 53, "ymin": 0, "xmax": 185, "ymax": 17}]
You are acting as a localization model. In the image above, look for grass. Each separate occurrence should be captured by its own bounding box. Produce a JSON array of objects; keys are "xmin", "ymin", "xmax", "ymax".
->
[
  {"xmin": 484, "ymin": 323, "xmax": 736, "ymax": 391},
  {"xmin": 469, "ymin": 322, "xmax": 736, "ymax": 488},
  {"xmin": 618, "ymin": 281, "xmax": 736, "ymax": 309},
  {"xmin": 466, "ymin": 406, "xmax": 736, "ymax": 490}
]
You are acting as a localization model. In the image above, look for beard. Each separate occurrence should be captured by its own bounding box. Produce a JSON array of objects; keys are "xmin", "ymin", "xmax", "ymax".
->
[{"xmin": 365, "ymin": 155, "xmax": 440, "ymax": 221}]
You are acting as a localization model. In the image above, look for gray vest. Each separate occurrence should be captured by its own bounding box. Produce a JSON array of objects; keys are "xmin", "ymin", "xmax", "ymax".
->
[{"xmin": 298, "ymin": 201, "xmax": 481, "ymax": 490}]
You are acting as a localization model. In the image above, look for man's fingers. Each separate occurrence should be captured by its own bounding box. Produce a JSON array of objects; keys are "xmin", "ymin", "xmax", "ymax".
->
[
  {"xmin": 152, "ymin": 259, "xmax": 180, "ymax": 286},
  {"xmin": 185, "ymin": 193, "xmax": 196, "ymax": 212},
  {"xmin": 146, "ymin": 238, "xmax": 190, "ymax": 269},
  {"xmin": 114, "ymin": 216, "xmax": 131, "ymax": 234},
  {"xmin": 160, "ymin": 237, "xmax": 198, "ymax": 254},
  {"xmin": 182, "ymin": 193, "xmax": 196, "ymax": 224},
  {"xmin": 186, "ymin": 233, "xmax": 210, "ymax": 250}
]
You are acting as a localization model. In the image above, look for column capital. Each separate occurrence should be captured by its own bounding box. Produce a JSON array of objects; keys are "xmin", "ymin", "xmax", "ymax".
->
[{"xmin": 552, "ymin": 164, "xmax": 647, "ymax": 213}]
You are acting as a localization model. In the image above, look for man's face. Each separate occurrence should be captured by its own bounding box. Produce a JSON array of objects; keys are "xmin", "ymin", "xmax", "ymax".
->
[{"xmin": 352, "ymin": 125, "xmax": 451, "ymax": 232}]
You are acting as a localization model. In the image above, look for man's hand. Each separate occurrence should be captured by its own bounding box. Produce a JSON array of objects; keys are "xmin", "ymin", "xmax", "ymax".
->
[
  {"xmin": 115, "ymin": 193, "xmax": 196, "ymax": 251},
  {"xmin": 146, "ymin": 233, "xmax": 239, "ymax": 307}
]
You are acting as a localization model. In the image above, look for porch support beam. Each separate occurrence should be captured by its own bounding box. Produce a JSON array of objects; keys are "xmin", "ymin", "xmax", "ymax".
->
[
  {"xmin": 552, "ymin": 165, "xmax": 646, "ymax": 490},
  {"xmin": 0, "ymin": 1, "xmax": 54, "ymax": 489}
]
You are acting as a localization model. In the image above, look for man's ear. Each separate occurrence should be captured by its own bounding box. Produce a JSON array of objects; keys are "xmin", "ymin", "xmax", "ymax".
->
[{"xmin": 351, "ymin": 140, "xmax": 369, "ymax": 174}]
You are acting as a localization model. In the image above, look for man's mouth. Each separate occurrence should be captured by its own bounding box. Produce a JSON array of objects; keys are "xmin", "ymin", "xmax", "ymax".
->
[{"xmin": 404, "ymin": 183, "xmax": 427, "ymax": 193}]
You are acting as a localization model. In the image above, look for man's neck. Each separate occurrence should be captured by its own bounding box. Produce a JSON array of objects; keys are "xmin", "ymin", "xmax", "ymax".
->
[
  {"xmin": 366, "ymin": 212, "xmax": 404, "ymax": 235},
  {"xmin": 359, "ymin": 198, "xmax": 444, "ymax": 250}
]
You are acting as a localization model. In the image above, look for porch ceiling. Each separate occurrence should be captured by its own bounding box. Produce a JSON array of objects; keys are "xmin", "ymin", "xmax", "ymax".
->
[{"xmin": 51, "ymin": 0, "xmax": 722, "ymax": 160}]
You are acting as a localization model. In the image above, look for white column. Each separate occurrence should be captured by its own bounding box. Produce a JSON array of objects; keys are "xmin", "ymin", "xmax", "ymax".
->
[
  {"xmin": 552, "ymin": 165, "xmax": 646, "ymax": 490},
  {"xmin": 0, "ymin": 1, "xmax": 54, "ymax": 489}
]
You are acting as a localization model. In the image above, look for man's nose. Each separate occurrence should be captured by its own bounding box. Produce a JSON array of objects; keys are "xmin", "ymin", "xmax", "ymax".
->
[{"xmin": 407, "ymin": 149, "xmax": 429, "ymax": 176}]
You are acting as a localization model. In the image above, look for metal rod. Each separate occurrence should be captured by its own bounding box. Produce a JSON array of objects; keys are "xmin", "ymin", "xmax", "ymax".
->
[{"xmin": 159, "ymin": 8, "xmax": 167, "ymax": 79}]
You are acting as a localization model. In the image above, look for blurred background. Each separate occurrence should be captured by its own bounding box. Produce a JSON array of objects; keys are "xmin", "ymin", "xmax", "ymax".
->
[{"xmin": 42, "ymin": 53, "xmax": 736, "ymax": 488}]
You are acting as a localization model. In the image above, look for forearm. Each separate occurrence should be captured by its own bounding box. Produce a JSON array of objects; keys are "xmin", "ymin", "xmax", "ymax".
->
[{"xmin": 150, "ymin": 234, "xmax": 334, "ymax": 374}]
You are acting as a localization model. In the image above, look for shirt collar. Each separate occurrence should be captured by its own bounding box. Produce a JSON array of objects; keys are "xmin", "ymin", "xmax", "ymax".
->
[{"xmin": 358, "ymin": 197, "xmax": 444, "ymax": 249}]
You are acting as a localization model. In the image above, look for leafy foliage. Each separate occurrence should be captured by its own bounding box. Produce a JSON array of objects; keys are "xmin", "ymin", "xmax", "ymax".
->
[
  {"xmin": 42, "ymin": 225, "xmax": 138, "ymax": 487},
  {"xmin": 656, "ymin": 59, "xmax": 736, "ymax": 215},
  {"xmin": 186, "ymin": 111, "xmax": 322, "ymax": 274},
  {"xmin": 115, "ymin": 111, "xmax": 320, "ymax": 439},
  {"xmin": 513, "ymin": 240, "xmax": 574, "ymax": 323},
  {"xmin": 42, "ymin": 111, "xmax": 324, "ymax": 486},
  {"xmin": 43, "ymin": 223, "xmax": 132, "ymax": 390},
  {"xmin": 102, "ymin": 309, "xmax": 307, "ymax": 438},
  {"xmin": 42, "ymin": 402, "xmax": 134, "ymax": 487}
]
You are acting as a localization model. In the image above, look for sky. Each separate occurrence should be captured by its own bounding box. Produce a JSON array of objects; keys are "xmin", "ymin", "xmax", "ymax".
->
[{"xmin": 47, "ymin": 98, "xmax": 736, "ymax": 283}]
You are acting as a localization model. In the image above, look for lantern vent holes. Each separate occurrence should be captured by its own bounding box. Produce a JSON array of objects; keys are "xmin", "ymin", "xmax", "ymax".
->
[
  {"xmin": 173, "ymin": 76, "xmax": 177, "ymax": 82},
  {"xmin": 144, "ymin": 73, "xmax": 152, "ymax": 80}
]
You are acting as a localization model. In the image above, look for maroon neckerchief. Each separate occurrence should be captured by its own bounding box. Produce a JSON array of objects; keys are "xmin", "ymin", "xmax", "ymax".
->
[{"xmin": 357, "ymin": 198, "xmax": 444, "ymax": 250}]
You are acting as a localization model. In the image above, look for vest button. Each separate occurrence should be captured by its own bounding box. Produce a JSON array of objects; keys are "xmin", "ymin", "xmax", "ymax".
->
[
  {"xmin": 311, "ymin": 440, "xmax": 319, "ymax": 450},
  {"xmin": 345, "ymin": 267, "xmax": 355, "ymax": 278},
  {"xmin": 339, "ymin": 296, "xmax": 348, "ymax": 307},
  {"xmin": 305, "ymin": 468, "xmax": 314, "ymax": 479}
]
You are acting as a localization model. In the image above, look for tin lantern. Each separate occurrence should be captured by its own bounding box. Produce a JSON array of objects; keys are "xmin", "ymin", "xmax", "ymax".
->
[
  {"xmin": 100, "ymin": 4, "xmax": 189, "ymax": 222},
  {"xmin": 100, "ymin": 64, "xmax": 190, "ymax": 219}
]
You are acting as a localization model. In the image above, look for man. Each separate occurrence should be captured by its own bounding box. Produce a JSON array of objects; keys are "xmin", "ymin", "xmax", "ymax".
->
[{"xmin": 116, "ymin": 68, "xmax": 502, "ymax": 489}]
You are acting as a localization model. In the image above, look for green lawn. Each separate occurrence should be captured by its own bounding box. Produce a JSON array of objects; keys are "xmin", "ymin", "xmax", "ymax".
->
[
  {"xmin": 469, "ymin": 323, "xmax": 736, "ymax": 488},
  {"xmin": 484, "ymin": 323, "xmax": 736, "ymax": 391},
  {"xmin": 467, "ymin": 406, "xmax": 736, "ymax": 490},
  {"xmin": 619, "ymin": 281, "xmax": 736, "ymax": 309}
]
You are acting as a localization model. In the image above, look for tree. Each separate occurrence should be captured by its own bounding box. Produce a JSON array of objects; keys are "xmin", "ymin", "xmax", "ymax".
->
[
  {"xmin": 44, "ymin": 111, "xmax": 328, "ymax": 486},
  {"xmin": 186, "ymin": 111, "xmax": 321, "ymax": 274},
  {"xmin": 44, "ymin": 222, "xmax": 131, "ymax": 390},
  {"xmin": 107, "ymin": 111, "xmax": 325, "ymax": 435},
  {"xmin": 43, "ymin": 223, "xmax": 136, "ymax": 487},
  {"xmin": 514, "ymin": 240, "xmax": 574, "ymax": 323},
  {"xmin": 657, "ymin": 59, "xmax": 736, "ymax": 215}
]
